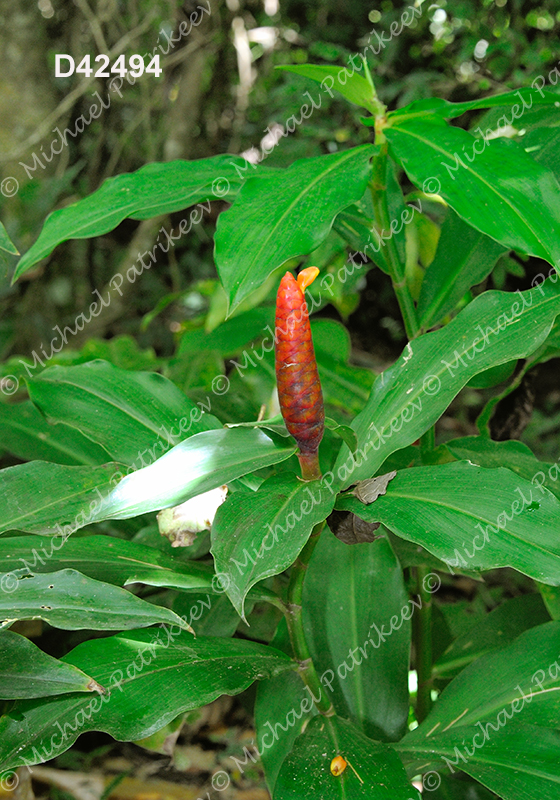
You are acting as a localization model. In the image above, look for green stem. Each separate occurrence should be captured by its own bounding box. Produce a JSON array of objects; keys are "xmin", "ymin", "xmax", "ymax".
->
[
  {"xmin": 419, "ymin": 426, "xmax": 435, "ymax": 463},
  {"xmin": 414, "ymin": 565, "xmax": 433, "ymax": 723},
  {"xmin": 370, "ymin": 143, "xmax": 419, "ymax": 340},
  {"xmin": 284, "ymin": 521, "xmax": 334, "ymax": 715},
  {"xmin": 298, "ymin": 450, "xmax": 322, "ymax": 481}
]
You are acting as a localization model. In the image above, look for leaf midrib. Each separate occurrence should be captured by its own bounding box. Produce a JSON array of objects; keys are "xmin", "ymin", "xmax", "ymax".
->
[
  {"xmin": 389, "ymin": 122, "xmax": 551, "ymax": 253},
  {"xmin": 231, "ymin": 146, "xmax": 374, "ymax": 301},
  {"xmin": 376, "ymin": 481, "xmax": 560, "ymax": 561}
]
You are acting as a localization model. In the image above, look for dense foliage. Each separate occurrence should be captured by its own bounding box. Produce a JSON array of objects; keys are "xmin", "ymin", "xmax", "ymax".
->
[{"xmin": 2, "ymin": 2, "xmax": 560, "ymax": 798}]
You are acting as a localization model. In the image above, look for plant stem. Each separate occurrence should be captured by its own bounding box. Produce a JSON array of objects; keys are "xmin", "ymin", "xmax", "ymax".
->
[
  {"xmin": 298, "ymin": 450, "xmax": 322, "ymax": 481},
  {"xmin": 419, "ymin": 426, "xmax": 435, "ymax": 462},
  {"xmin": 414, "ymin": 565, "xmax": 433, "ymax": 723},
  {"xmin": 285, "ymin": 521, "xmax": 334, "ymax": 715},
  {"xmin": 370, "ymin": 143, "xmax": 419, "ymax": 340}
]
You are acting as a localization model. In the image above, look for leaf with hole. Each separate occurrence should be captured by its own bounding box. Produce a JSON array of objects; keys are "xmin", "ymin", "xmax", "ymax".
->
[{"xmin": 0, "ymin": 568, "xmax": 191, "ymax": 631}]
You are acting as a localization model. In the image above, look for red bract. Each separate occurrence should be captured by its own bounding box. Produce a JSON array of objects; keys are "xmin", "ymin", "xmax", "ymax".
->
[{"xmin": 275, "ymin": 267, "xmax": 324, "ymax": 481}]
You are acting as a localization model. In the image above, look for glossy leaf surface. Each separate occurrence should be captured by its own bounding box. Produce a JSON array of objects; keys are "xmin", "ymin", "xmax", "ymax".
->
[
  {"xmin": 14, "ymin": 156, "xmax": 250, "ymax": 280},
  {"xmin": 93, "ymin": 428, "xmax": 297, "ymax": 521},
  {"xmin": 0, "ymin": 630, "xmax": 294, "ymax": 770},
  {"xmin": 338, "ymin": 461, "xmax": 560, "ymax": 584},
  {"xmin": 28, "ymin": 360, "xmax": 220, "ymax": 465},
  {"xmin": 334, "ymin": 280, "xmax": 560, "ymax": 487},
  {"xmin": 385, "ymin": 118, "xmax": 560, "ymax": 267},
  {"xmin": 215, "ymin": 146, "xmax": 374, "ymax": 311},
  {"xmin": 211, "ymin": 473, "xmax": 336, "ymax": 617}
]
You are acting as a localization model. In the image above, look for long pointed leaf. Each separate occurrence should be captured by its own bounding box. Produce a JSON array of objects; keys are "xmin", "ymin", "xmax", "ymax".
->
[
  {"xmin": 215, "ymin": 146, "xmax": 374, "ymax": 311},
  {"xmin": 0, "ymin": 568, "xmax": 190, "ymax": 630},
  {"xmin": 338, "ymin": 461, "xmax": 560, "ymax": 584},
  {"xmin": 92, "ymin": 427, "xmax": 297, "ymax": 521},
  {"xmin": 385, "ymin": 117, "xmax": 560, "ymax": 267},
  {"xmin": 0, "ymin": 630, "xmax": 100, "ymax": 699},
  {"xmin": 277, "ymin": 64, "xmax": 378, "ymax": 113},
  {"xmin": 211, "ymin": 473, "xmax": 336, "ymax": 618},
  {"xmin": 28, "ymin": 360, "xmax": 221, "ymax": 465},
  {"xmin": 14, "ymin": 156, "xmax": 252, "ymax": 281},
  {"xmin": 0, "ymin": 630, "xmax": 294, "ymax": 770},
  {"xmin": 0, "ymin": 461, "xmax": 120, "ymax": 535},
  {"xmin": 387, "ymin": 88, "xmax": 560, "ymax": 123},
  {"xmin": 303, "ymin": 533, "xmax": 411, "ymax": 741},
  {"xmin": 417, "ymin": 209, "xmax": 506, "ymax": 330},
  {"xmin": 0, "ymin": 535, "xmax": 216, "ymax": 592},
  {"xmin": 398, "ymin": 622, "xmax": 560, "ymax": 799},
  {"xmin": 333, "ymin": 279, "xmax": 560, "ymax": 487}
]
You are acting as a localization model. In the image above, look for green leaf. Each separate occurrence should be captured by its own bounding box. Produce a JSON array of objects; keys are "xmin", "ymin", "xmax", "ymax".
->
[
  {"xmin": 311, "ymin": 319, "xmax": 352, "ymax": 362},
  {"xmin": 398, "ymin": 622, "xmax": 560, "ymax": 799},
  {"xmin": 0, "ymin": 630, "xmax": 100, "ymax": 699},
  {"xmin": 93, "ymin": 428, "xmax": 298, "ymax": 522},
  {"xmin": 256, "ymin": 620, "xmax": 317, "ymax": 794},
  {"xmin": 337, "ymin": 461, "xmax": 560, "ymax": 584},
  {"xmin": 215, "ymin": 146, "xmax": 375, "ymax": 312},
  {"xmin": 303, "ymin": 534, "xmax": 411, "ymax": 741},
  {"xmin": 0, "ymin": 630, "xmax": 294, "ymax": 770},
  {"xmin": 177, "ymin": 307, "xmax": 275, "ymax": 358},
  {"xmin": 211, "ymin": 473, "xmax": 336, "ymax": 618},
  {"xmin": 0, "ymin": 461, "xmax": 120, "ymax": 535},
  {"xmin": 277, "ymin": 64, "xmax": 379, "ymax": 114},
  {"xmin": 466, "ymin": 360, "xmax": 516, "ymax": 389},
  {"xmin": 0, "ymin": 400, "xmax": 110, "ymax": 466},
  {"xmin": 275, "ymin": 715, "xmax": 420, "ymax": 800},
  {"xmin": 526, "ymin": 125, "xmax": 560, "ymax": 183},
  {"xmin": 387, "ymin": 87, "xmax": 560, "ymax": 123},
  {"xmin": 333, "ymin": 279, "xmax": 560, "ymax": 487},
  {"xmin": 0, "ymin": 535, "xmax": 217, "ymax": 594},
  {"xmin": 385, "ymin": 118, "xmax": 560, "ymax": 267},
  {"xmin": 14, "ymin": 156, "xmax": 251, "ymax": 281},
  {"xmin": 417, "ymin": 209, "xmax": 507, "ymax": 330},
  {"xmin": 445, "ymin": 436, "xmax": 560, "ymax": 501},
  {"xmin": 403, "ymin": 723, "xmax": 560, "ymax": 800},
  {"xmin": 433, "ymin": 593, "xmax": 550, "ymax": 680},
  {"xmin": 324, "ymin": 417, "xmax": 358, "ymax": 452},
  {"xmin": 0, "ymin": 568, "xmax": 190, "ymax": 631},
  {"xmin": 313, "ymin": 321, "xmax": 375, "ymax": 421},
  {"xmin": 172, "ymin": 592, "xmax": 241, "ymax": 637},
  {"xmin": 28, "ymin": 360, "xmax": 221, "ymax": 465},
  {"xmin": 0, "ymin": 222, "xmax": 19, "ymax": 255}
]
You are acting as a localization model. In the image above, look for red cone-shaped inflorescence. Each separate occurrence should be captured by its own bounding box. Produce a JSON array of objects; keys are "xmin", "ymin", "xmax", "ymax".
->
[{"xmin": 275, "ymin": 268, "xmax": 324, "ymax": 480}]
